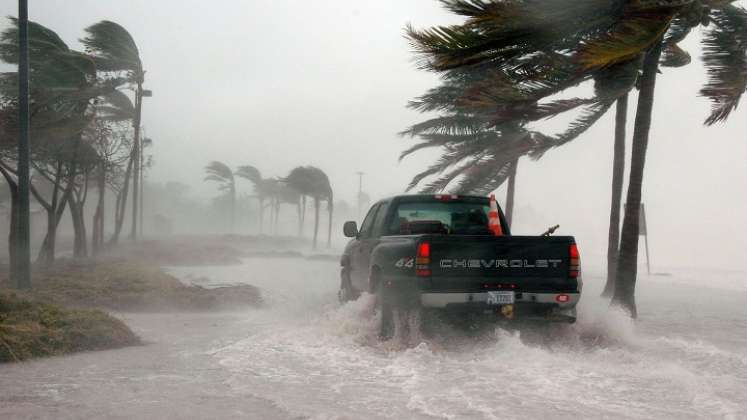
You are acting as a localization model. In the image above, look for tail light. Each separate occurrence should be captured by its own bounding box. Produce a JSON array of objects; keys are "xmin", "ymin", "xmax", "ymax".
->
[
  {"xmin": 415, "ymin": 242, "xmax": 431, "ymax": 277},
  {"xmin": 556, "ymin": 294, "xmax": 570, "ymax": 303},
  {"xmin": 569, "ymin": 243, "xmax": 580, "ymax": 278}
]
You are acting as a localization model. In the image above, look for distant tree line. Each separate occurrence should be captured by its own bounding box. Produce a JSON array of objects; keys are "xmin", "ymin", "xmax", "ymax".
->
[{"xmin": 205, "ymin": 162, "xmax": 333, "ymax": 249}]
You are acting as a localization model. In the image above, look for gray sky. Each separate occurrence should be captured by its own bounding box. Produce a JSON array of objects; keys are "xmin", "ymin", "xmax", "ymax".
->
[{"xmin": 2, "ymin": 0, "xmax": 746, "ymax": 269}]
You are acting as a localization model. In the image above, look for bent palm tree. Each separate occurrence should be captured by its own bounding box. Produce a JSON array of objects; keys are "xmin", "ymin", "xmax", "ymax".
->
[
  {"xmin": 285, "ymin": 166, "xmax": 333, "ymax": 249},
  {"xmin": 82, "ymin": 20, "xmax": 146, "ymax": 241},
  {"xmin": 406, "ymin": 0, "xmax": 747, "ymax": 316},
  {"xmin": 235, "ymin": 165, "xmax": 268, "ymax": 233},
  {"xmin": 204, "ymin": 161, "xmax": 236, "ymax": 231}
]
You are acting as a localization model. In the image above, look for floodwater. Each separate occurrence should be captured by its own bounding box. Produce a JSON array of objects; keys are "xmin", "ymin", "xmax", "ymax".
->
[{"xmin": 1, "ymin": 257, "xmax": 746, "ymax": 419}]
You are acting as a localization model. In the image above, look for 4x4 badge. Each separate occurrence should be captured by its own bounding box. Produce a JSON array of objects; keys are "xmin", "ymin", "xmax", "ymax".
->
[{"xmin": 394, "ymin": 257, "xmax": 414, "ymax": 268}]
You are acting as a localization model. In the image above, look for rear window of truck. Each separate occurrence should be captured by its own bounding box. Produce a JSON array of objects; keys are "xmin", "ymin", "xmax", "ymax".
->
[{"xmin": 386, "ymin": 200, "xmax": 493, "ymax": 235}]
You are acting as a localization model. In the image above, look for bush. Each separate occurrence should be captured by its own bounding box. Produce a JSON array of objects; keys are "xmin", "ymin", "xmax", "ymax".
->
[{"xmin": 0, "ymin": 292, "xmax": 139, "ymax": 363}]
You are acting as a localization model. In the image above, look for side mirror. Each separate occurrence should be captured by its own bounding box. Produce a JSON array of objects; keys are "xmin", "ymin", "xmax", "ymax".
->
[{"xmin": 343, "ymin": 221, "xmax": 358, "ymax": 238}]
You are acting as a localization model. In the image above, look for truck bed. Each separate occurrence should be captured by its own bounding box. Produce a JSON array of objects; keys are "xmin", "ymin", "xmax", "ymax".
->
[{"xmin": 419, "ymin": 234, "xmax": 579, "ymax": 294}]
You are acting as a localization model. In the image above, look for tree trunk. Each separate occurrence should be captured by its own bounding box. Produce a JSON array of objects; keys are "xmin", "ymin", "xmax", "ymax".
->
[
  {"xmin": 327, "ymin": 199, "xmax": 333, "ymax": 249},
  {"xmin": 299, "ymin": 195, "xmax": 307, "ymax": 237},
  {"xmin": 0, "ymin": 165, "xmax": 19, "ymax": 283},
  {"xmin": 92, "ymin": 165, "xmax": 105, "ymax": 255},
  {"xmin": 312, "ymin": 197, "xmax": 320, "ymax": 249},
  {"xmin": 70, "ymin": 200, "xmax": 87, "ymax": 258},
  {"xmin": 229, "ymin": 184, "xmax": 236, "ymax": 233},
  {"xmin": 602, "ymin": 94, "xmax": 628, "ymax": 298},
  {"xmin": 8, "ymin": 190, "xmax": 18, "ymax": 281},
  {"xmin": 258, "ymin": 197, "xmax": 264, "ymax": 234},
  {"xmin": 129, "ymin": 82, "xmax": 143, "ymax": 241},
  {"xmin": 110, "ymin": 157, "xmax": 133, "ymax": 245},
  {"xmin": 274, "ymin": 197, "xmax": 280, "ymax": 236},
  {"xmin": 504, "ymin": 158, "xmax": 518, "ymax": 228},
  {"xmin": 612, "ymin": 40, "xmax": 664, "ymax": 318},
  {"xmin": 36, "ymin": 185, "xmax": 72, "ymax": 267}
]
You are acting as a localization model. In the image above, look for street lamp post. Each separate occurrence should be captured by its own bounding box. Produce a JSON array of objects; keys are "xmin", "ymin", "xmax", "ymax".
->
[
  {"xmin": 129, "ymin": 88, "xmax": 151, "ymax": 241},
  {"xmin": 15, "ymin": 0, "xmax": 31, "ymax": 289},
  {"xmin": 139, "ymin": 137, "xmax": 152, "ymax": 237}
]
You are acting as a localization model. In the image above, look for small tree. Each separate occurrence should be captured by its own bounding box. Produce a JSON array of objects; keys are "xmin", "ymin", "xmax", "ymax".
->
[
  {"xmin": 285, "ymin": 166, "xmax": 333, "ymax": 249},
  {"xmin": 204, "ymin": 161, "xmax": 236, "ymax": 231}
]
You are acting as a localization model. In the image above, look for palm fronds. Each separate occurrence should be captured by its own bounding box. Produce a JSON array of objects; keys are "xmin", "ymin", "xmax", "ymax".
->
[
  {"xmin": 81, "ymin": 20, "xmax": 142, "ymax": 79},
  {"xmin": 700, "ymin": 3, "xmax": 747, "ymax": 124},
  {"xmin": 204, "ymin": 161, "xmax": 234, "ymax": 190},
  {"xmin": 577, "ymin": 9, "xmax": 676, "ymax": 70},
  {"xmin": 235, "ymin": 165, "xmax": 262, "ymax": 185}
]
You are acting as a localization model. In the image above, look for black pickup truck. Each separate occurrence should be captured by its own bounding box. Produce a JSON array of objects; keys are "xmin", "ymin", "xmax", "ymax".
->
[{"xmin": 340, "ymin": 194, "xmax": 581, "ymax": 338}]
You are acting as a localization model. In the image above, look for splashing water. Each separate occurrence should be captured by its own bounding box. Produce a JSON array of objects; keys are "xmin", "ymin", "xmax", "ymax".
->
[{"xmin": 1, "ymin": 257, "xmax": 745, "ymax": 419}]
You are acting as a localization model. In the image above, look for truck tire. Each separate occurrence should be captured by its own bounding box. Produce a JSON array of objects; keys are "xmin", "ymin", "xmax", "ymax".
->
[
  {"xmin": 338, "ymin": 270, "xmax": 358, "ymax": 303},
  {"xmin": 376, "ymin": 280, "xmax": 394, "ymax": 340}
]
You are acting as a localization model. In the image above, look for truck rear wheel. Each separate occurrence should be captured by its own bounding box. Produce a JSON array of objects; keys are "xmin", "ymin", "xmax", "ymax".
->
[{"xmin": 376, "ymin": 281, "xmax": 394, "ymax": 340}]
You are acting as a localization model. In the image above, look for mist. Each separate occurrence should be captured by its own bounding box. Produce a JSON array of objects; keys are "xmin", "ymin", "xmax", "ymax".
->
[{"xmin": 1, "ymin": 1, "xmax": 746, "ymax": 419}]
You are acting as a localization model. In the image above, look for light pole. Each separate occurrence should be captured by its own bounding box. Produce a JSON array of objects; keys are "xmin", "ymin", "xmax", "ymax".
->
[
  {"xmin": 15, "ymin": 0, "xmax": 31, "ymax": 289},
  {"xmin": 130, "ymin": 88, "xmax": 151, "ymax": 241},
  {"xmin": 139, "ymin": 136, "xmax": 152, "ymax": 237}
]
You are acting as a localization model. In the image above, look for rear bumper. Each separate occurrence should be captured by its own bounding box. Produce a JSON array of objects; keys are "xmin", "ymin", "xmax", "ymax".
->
[
  {"xmin": 421, "ymin": 291, "xmax": 579, "ymax": 308},
  {"xmin": 420, "ymin": 291, "xmax": 579, "ymax": 322}
]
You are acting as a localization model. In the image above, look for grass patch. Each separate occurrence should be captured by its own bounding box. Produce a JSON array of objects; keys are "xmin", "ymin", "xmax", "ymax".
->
[
  {"xmin": 0, "ymin": 292, "xmax": 139, "ymax": 363},
  {"xmin": 2, "ymin": 259, "xmax": 262, "ymax": 312}
]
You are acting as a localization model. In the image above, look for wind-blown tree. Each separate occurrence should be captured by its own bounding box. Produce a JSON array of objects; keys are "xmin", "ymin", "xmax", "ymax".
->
[
  {"xmin": 67, "ymin": 141, "xmax": 99, "ymax": 258},
  {"xmin": 274, "ymin": 181, "xmax": 302, "ymax": 235},
  {"xmin": 406, "ymin": 0, "xmax": 746, "ymax": 316},
  {"xmin": 96, "ymin": 89, "xmax": 135, "ymax": 246},
  {"xmin": 88, "ymin": 98, "xmax": 132, "ymax": 252},
  {"xmin": 204, "ymin": 161, "xmax": 236, "ymax": 231},
  {"xmin": 400, "ymin": 62, "xmax": 634, "ymax": 223},
  {"xmin": 82, "ymin": 20, "xmax": 146, "ymax": 241},
  {"xmin": 285, "ymin": 166, "xmax": 333, "ymax": 249},
  {"xmin": 0, "ymin": 18, "xmax": 108, "ymax": 267},
  {"xmin": 235, "ymin": 165, "xmax": 279, "ymax": 234}
]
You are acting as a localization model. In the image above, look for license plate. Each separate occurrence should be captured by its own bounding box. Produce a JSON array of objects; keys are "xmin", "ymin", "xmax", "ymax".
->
[{"xmin": 486, "ymin": 291, "xmax": 515, "ymax": 305}]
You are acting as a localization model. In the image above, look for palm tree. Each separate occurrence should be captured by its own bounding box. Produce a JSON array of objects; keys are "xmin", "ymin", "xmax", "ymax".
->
[
  {"xmin": 96, "ymin": 88, "xmax": 135, "ymax": 246},
  {"xmin": 406, "ymin": 0, "xmax": 747, "ymax": 315},
  {"xmin": 400, "ymin": 64, "xmax": 619, "ymax": 214},
  {"xmin": 235, "ymin": 165, "xmax": 266, "ymax": 232},
  {"xmin": 204, "ymin": 161, "xmax": 236, "ymax": 231},
  {"xmin": 0, "ymin": 18, "xmax": 109, "ymax": 268},
  {"xmin": 82, "ymin": 20, "xmax": 146, "ymax": 241},
  {"xmin": 285, "ymin": 166, "xmax": 333, "ymax": 249}
]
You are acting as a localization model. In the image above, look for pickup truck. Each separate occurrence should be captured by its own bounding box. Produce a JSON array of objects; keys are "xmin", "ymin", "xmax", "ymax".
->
[{"xmin": 340, "ymin": 194, "xmax": 581, "ymax": 338}]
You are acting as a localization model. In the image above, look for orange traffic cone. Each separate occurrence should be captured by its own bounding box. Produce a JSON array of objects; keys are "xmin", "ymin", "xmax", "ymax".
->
[{"xmin": 488, "ymin": 194, "xmax": 503, "ymax": 236}]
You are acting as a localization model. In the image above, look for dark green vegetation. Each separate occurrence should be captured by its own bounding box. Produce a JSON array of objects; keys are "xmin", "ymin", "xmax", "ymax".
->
[
  {"xmin": 404, "ymin": 0, "xmax": 747, "ymax": 316},
  {"xmin": 0, "ymin": 292, "xmax": 139, "ymax": 363},
  {"xmin": 0, "ymin": 18, "xmax": 151, "ymax": 285},
  {"xmin": 0, "ymin": 252, "xmax": 262, "ymax": 363}
]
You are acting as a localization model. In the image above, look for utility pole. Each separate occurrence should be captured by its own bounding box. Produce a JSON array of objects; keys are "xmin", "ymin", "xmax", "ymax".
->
[
  {"xmin": 356, "ymin": 171, "xmax": 364, "ymax": 218},
  {"xmin": 15, "ymin": 0, "xmax": 31, "ymax": 289}
]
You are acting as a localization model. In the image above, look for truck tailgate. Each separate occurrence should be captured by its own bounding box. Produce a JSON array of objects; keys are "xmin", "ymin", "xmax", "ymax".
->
[{"xmin": 423, "ymin": 235, "xmax": 578, "ymax": 293}]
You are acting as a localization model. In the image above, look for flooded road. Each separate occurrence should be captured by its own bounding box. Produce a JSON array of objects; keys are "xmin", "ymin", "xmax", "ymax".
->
[{"xmin": 1, "ymin": 257, "xmax": 746, "ymax": 419}]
